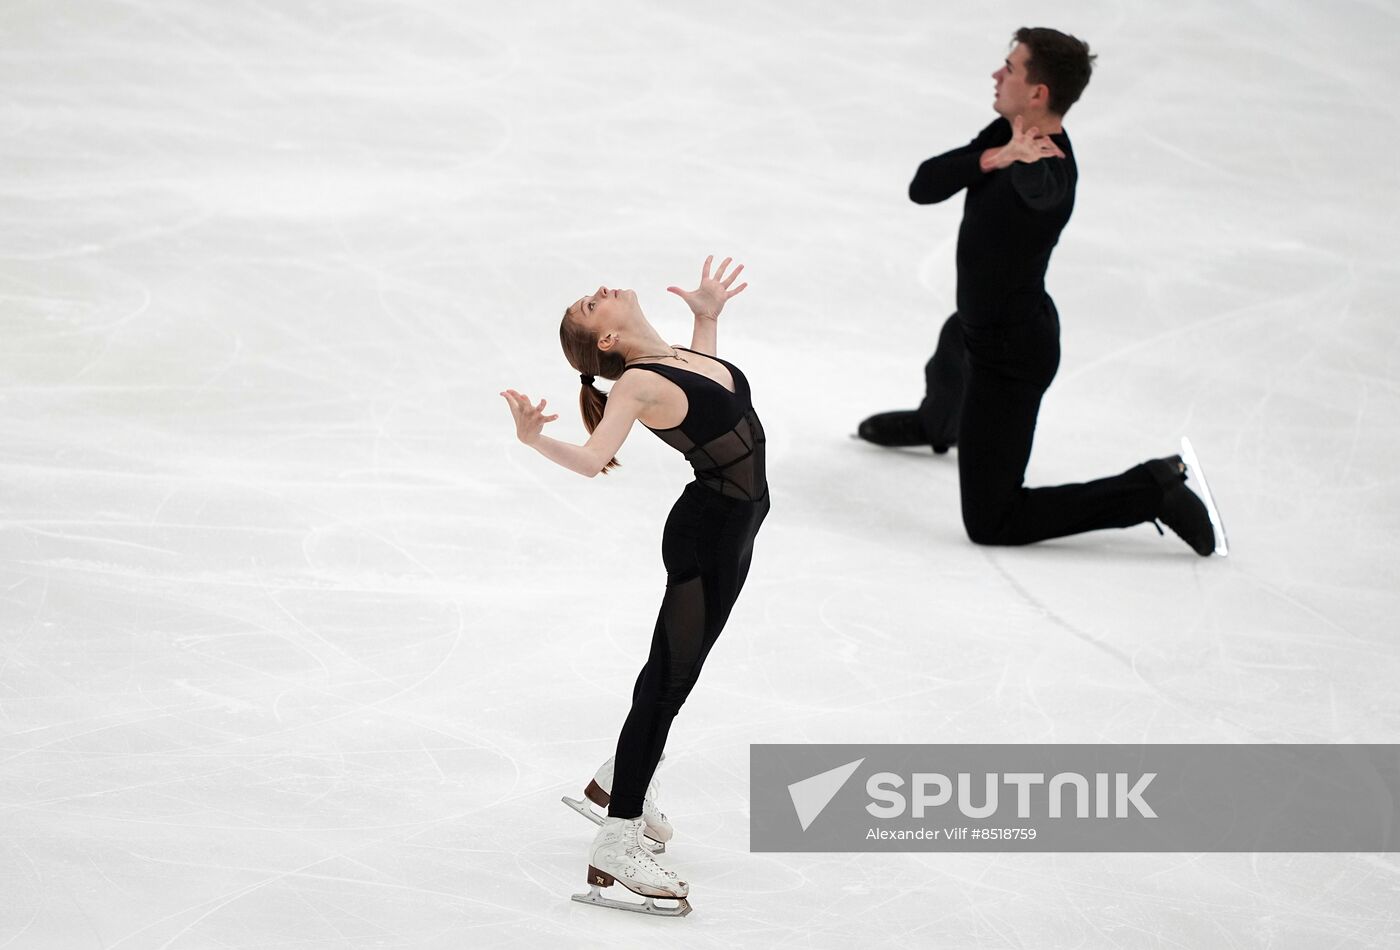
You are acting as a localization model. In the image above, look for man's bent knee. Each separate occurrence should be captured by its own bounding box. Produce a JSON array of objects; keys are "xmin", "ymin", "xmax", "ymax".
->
[{"xmin": 962, "ymin": 512, "xmax": 1009, "ymax": 546}]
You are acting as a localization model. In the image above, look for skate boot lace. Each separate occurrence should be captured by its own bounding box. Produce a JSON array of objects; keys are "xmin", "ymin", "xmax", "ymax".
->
[
  {"xmin": 644, "ymin": 780, "xmax": 669, "ymax": 823},
  {"xmin": 624, "ymin": 840, "xmax": 678, "ymax": 881}
]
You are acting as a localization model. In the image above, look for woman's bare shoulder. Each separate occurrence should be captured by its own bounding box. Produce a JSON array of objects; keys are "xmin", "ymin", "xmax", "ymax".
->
[{"xmin": 610, "ymin": 366, "xmax": 667, "ymax": 402}]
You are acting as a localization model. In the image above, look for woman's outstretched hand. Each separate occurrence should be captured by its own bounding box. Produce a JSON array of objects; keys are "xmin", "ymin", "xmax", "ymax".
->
[
  {"xmin": 500, "ymin": 389, "xmax": 558, "ymax": 445},
  {"xmin": 667, "ymin": 255, "xmax": 747, "ymax": 321}
]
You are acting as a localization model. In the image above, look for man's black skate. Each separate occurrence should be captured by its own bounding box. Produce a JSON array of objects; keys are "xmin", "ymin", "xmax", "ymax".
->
[
  {"xmin": 1146, "ymin": 453, "xmax": 1216, "ymax": 556},
  {"xmin": 857, "ymin": 410, "xmax": 954, "ymax": 453}
]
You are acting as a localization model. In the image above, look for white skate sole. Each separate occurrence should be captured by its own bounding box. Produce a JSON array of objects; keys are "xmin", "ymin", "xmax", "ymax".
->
[
  {"xmin": 571, "ymin": 868, "xmax": 692, "ymax": 917},
  {"xmin": 561, "ymin": 794, "xmax": 666, "ymax": 854},
  {"xmin": 1180, "ymin": 436, "xmax": 1229, "ymax": 557}
]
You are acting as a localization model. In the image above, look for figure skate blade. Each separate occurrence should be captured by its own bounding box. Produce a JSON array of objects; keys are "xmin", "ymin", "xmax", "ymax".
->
[
  {"xmin": 561, "ymin": 794, "xmax": 605, "ymax": 828},
  {"xmin": 571, "ymin": 884, "xmax": 691, "ymax": 917},
  {"xmin": 1180, "ymin": 436, "xmax": 1228, "ymax": 556}
]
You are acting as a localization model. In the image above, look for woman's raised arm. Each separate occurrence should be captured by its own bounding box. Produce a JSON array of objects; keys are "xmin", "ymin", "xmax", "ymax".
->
[{"xmin": 666, "ymin": 255, "xmax": 747, "ymax": 356}]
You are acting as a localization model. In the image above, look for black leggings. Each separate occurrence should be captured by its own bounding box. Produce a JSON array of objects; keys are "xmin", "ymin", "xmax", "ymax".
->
[
  {"xmin": 608, "ymin": 481, "xmax": 769, "ymax": 819},
  {"xmin": 920, "ymin": 304, "xmax": 1161, "ymax": 546}
]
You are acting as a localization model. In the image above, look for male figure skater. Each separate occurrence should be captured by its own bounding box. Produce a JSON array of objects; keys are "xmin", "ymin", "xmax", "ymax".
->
[{"xmin": 858, "ymin": 27, "xmax": 1225, "ymax": 555}]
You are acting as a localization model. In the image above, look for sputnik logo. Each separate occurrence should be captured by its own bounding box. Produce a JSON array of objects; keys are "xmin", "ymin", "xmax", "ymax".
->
[{"xmin": 787, "ymin": 758, "xmax": 865, "ymax": 831}]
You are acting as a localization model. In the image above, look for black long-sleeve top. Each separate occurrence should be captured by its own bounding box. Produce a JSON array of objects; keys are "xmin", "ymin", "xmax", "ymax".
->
[{"xmin": 909, "ymin": 117, "xmax": 1076, "ymax": 326}]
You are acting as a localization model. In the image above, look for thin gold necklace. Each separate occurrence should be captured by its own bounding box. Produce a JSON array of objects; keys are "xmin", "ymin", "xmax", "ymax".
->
[{"xmin": 631, "ymin": 347, "xmax": 688, "ymax": 364}]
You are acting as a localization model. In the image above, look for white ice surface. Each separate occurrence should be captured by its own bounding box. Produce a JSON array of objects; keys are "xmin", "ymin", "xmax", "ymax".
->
[{"xmin": 2, "ymin": 1, "xmax": 1399, "ymax": 947}]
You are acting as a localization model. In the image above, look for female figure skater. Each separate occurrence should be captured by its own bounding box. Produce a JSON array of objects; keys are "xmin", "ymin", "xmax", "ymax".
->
[{"xmin": 500, "ymin": 255, "xmax": 768, "ymax": 917}]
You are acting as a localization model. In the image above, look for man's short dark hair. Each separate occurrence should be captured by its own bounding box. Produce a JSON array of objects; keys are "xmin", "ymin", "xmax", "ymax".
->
[{"xmin": 1015, "ymin": 27, "xmax": 1095, "ymax": 116}]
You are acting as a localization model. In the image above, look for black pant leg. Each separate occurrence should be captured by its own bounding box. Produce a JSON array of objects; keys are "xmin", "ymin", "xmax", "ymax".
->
[
  {"xmin": 917, "ymin": 312, "xmax": 966, "ymax": 446},
  {"xmin": 608, "ymin": 488, "xmax": 766, "ymax": 818},
  {"xmin": 957, "ymin": 305, "xmax": 1161, "ymax": 546},
  {"xmin": 956, "ymin": 313, "xmax": 1056, "ymax": 543}
]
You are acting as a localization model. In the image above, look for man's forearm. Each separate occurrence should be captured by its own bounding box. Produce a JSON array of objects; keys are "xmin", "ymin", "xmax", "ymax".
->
[{"xmin": 909, "ymin": 149, "xmax": 985, "ymax": 204}]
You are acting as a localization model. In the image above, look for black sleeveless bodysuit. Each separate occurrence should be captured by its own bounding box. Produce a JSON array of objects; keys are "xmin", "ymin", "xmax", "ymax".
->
[
  {"xmin": 633, "ymin": 349, "xmax": 767, "ymax": 502},
  {"xmin": 604, "ymin": 348, "xmax": 770, "ymax": 820}
]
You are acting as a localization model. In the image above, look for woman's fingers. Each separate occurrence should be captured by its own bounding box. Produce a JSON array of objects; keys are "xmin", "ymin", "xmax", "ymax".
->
[
  {"xmin": 672, "ymin": 256, "xmax": 749, "ymax": 311},
  {"xmin": 501, "ymin": 390, "xmax": 544, "ymax": 419}
]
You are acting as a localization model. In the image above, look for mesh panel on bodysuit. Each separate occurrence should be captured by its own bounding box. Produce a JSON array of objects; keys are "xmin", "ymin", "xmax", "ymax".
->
[
  {"xmin": 631, "ymin": 353, "xmax": 768, "ymax": 502},
  {"xmin": 607, "ymin": 353, "xmax": 771, "ymax": 818},
  {"xmin": 647, "ymin": 408, "xmax": 766, "ymax": 501}
]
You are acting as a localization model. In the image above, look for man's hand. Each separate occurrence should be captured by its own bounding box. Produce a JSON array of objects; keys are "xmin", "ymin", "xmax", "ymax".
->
[{"xmin": 981, "ymin": 115, "xmax": 1065, "ymax": 171}]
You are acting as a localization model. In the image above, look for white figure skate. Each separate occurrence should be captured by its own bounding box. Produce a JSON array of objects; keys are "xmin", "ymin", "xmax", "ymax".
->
[
  {"xmin": 570, "ymin": 816, "xmax": 691, "ymax": 917},
  {"xmin": 562, "ymin": 754, "xmax": 673, "ymax": 853},
  {"xmin": 1179, "ymin": 437, "xmax": 1229, "ymax": 556}
]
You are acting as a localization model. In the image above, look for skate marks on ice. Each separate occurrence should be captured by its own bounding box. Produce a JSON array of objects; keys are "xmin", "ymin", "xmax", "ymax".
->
[{"xmin": 4, "ymin": 0, "xmax": 1400, "ymax": 945}]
